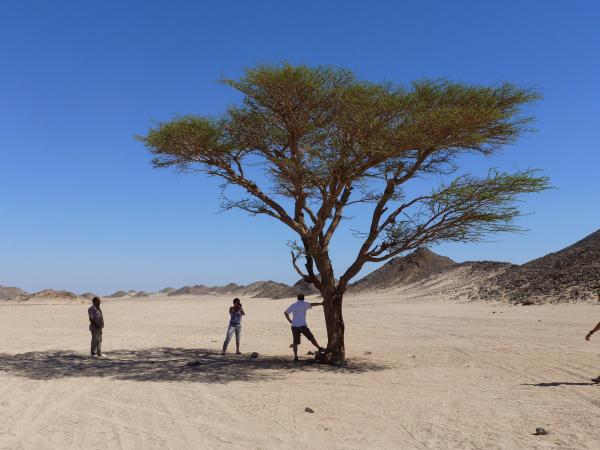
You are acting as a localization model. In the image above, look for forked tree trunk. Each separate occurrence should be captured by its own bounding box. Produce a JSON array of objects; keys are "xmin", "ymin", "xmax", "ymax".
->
[{"xmin": 322, "ymin": 292, "xmax": 345, "ymax": 365}]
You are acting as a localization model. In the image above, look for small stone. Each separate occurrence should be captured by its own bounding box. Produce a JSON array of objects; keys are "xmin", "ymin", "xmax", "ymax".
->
[
  {"xmin": 364, "ymin": 351, "xmax": 372, "ymax": 355},
  {"xmin": 411, "ymin": 355, "xmax": 416, "ymax": 358},
  {"xmin": 250, "ymin": 352, "xmax": 259, "ymax": 358},
  {"xmin": 304, "ymin": 407, "xmax": 314, "ymax": 414},
  {"xmin": 534, "ymin": 427, "xmax": 548, "ymax": 436},
  {"xmin": 186, "ymin": 361, "xmax": 202, "ymax": 367}
]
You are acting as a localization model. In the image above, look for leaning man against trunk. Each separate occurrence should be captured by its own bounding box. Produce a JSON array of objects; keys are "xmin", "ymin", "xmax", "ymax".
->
[{"xmin": 88, "ymin": 296, "xmax": 104, "ymax": 357}]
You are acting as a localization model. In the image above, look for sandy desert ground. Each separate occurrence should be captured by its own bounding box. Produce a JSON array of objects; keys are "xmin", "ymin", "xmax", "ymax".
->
[{"xmin": 1, "ymin": 293, "xmax": 600, "ymax": 449}]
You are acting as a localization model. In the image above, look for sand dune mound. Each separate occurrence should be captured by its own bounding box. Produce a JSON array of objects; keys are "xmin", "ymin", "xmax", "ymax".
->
[
  {"xmin": 132, "ymin": 291, "xmax": 150, "ymax": 298},
  {"xmin": 213, "ymin": 283, "xmax": 243, "ymax": 294},
  {"xmin": 159, "ymin": 287, "xmax": 176, "ymax": 294},
  {"xmin": 382, "ymin": 260, "xmax": 514, "ymax": 302},
  {"xmin": 13, "ymin": 289, "xmax": 84, "ymax": 304},
  {"xmin": 106, "ymin": 290, "xmax": 128, "ymax": 298},
  {"xmin": 263, "ymin": 276, "xmax": 335, "ymax": 299},
  {"xmin": 237, "ymin": 281, "xmax": 290, "ymax": 298},
  {"xmin": 479, "ymin": 229, "xmax": 600, "ymax": 303},
  {"xmin": 350, "ymin": 248, "xmax": 455, "ymax": 294},
  {"xmin": 273, "ymin": 280, "xmax": 319, "ymax": 298},
  {"xmin": 0, "ymin": 285, "xmax": 26, "ymax": 300},
  {"xmin": 251, "ymin": 280, "xmax": 307, "ymax": 299}
]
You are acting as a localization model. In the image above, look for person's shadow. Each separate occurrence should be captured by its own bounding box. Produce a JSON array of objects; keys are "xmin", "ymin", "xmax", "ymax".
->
[
  {"xmin": 0, "ymin": 348, "xmax": 385, "ymax": 384},
  {"xmin": 522, "ymin": 381, "xmax": 600, "ymax": 387}
]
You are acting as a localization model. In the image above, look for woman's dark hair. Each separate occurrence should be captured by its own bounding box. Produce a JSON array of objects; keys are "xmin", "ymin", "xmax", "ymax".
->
[
  {"xmin": 92, "ymin": 296, "xmax": 101, "ymax": 303},
  {"xmin": 233, "ymin": 298, "xmax": 240, "ymax": 304}
]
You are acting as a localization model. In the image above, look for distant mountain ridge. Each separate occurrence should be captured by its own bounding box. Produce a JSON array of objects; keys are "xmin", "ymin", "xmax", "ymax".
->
[
  {"xmin": 167, "ymin": 280, "xmax": 300, "ymax": 299},
  {"xmin": 3, "ymin": 229, "xmax": 598, "ymax": 304}
]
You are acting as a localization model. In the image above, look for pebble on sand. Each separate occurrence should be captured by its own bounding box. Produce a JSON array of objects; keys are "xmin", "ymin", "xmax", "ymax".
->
[{"xmin": 305, "ymin": 407, "xmax": 314, "ymax": 414}]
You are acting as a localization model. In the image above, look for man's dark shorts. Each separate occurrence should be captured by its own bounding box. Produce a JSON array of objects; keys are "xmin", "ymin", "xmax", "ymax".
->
[{"xmin": 291, "ymin": 325, "xmax": 315, "ymax": 345}]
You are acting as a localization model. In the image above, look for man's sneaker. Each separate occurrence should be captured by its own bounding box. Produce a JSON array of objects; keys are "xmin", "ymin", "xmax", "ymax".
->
[
  {"xmin": 293, "ymin": 357, "xmax": 299, "ymax": 362},
  {"xmin": 221, "ymin": 351, "xmax": 226, "ymax": 355},
  {"xmin": 235, "ymin": 351, "xmax": 242, "ymax": 355}
]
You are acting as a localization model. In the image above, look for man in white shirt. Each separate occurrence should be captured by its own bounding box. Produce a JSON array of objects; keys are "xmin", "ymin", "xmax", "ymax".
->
[{"xmin": 284, "ymin": 294, "xmax": 324, "ymax": 362}]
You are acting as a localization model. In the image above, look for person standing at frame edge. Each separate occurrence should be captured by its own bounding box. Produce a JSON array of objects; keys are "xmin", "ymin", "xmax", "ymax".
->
[
  {"xmin": 88, "ymin": 296, "xmax": 104, "ymax": 357},
  {"xmin": 584, "ymin": 291, "xmax": 600, "ymax": 383},
  {"xmin": 222, "ymin": 298, "xmax": 245, "ymax": 355}
]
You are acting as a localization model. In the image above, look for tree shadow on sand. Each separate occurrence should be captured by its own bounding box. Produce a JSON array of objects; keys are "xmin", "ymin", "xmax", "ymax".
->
[
  {"xmin": 522, "ymin": 381, "xmax": 600, "ymax": 387},
  {"xmin": 0, "ymin": 348, "xmax": 386, "ymax": 384}
]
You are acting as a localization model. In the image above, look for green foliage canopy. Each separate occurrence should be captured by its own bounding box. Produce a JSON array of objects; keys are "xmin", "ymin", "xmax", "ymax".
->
[{"xmin": 140, "ymin": 63, "xmax": 549, "ymax": 293}]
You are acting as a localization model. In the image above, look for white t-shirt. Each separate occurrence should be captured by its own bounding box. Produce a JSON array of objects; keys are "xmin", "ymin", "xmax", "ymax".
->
[{"xmin": 284, "ymin": 301, "xmax": 312, "ymax": 327}]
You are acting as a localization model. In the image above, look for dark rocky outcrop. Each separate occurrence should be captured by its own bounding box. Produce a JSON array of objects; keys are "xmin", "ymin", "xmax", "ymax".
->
[{"xmin": 479, "ymin": 229, "xmax": 600, "ymax": 303}]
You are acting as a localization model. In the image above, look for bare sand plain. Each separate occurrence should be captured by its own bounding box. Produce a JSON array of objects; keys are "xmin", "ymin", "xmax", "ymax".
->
[{"xmin": 1, "ymin": 293, "xmax": 600, "ymax": 449}]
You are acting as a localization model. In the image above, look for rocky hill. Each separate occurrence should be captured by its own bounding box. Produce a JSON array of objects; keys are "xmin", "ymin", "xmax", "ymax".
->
[
  {"xmin": 12, "ymin": 289, "xmax": 84, "ymax": 304},
  {"xmin": 242, "ymin": 281, "xmax": 292, "ymax": 298},
  {"xmin": 168, "ymin": 285, "xmax": 213, "ymax": 296},
  {"xmin": 479, "ymin": 229, "xmax": 600, "ymax": 303},
  {"xmin": 0, "ymin": 285, "xmax": 26, "ymax": 300},
  {"xmin": 159, "ymin": 287, "xmax": 176, "ymax": 294},
  {"xmin": 133, "ymin": 291, "xmax": 151, "ymax": 298},
  {"xmin": 106, "ymin": 290, "xmax": 128, "ymax": 298},
  {"xmin": 349, "ymin": 248, "xmax": 455, "ymax": 294},
  {"xmin": 346, "ymin": 230, "xmax": 600, "ymax": 304}
]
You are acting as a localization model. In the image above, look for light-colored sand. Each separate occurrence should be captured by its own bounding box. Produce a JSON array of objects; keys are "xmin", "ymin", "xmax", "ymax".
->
[{"xmin": 1, "ymin": 294, "xmax": 600, "ymax": 449}]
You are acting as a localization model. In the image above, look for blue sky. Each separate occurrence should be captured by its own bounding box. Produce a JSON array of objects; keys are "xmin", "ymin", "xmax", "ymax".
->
[{"xmin": 1, "ymin": 0, "xmax": 598, "ymax": 295}]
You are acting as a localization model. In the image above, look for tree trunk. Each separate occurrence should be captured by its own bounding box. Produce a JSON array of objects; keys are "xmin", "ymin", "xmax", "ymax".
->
[{"xmin": 322, "ymin": 292, "xmax": 345, "ymax": 365}]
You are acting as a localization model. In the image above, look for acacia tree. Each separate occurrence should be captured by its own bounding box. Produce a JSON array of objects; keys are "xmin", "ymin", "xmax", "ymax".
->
[{"xmin": 140, "ymin": 64, "xmax": 548, "ymax": 364}]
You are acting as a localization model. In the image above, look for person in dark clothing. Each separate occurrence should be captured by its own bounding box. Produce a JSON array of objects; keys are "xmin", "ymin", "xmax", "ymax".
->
[
  {"xmin": 88, "ymin": 297, "xmax": 104, "ymax": 357},
  {"xmin": 222, "ymin": 298, "xmax": 245, "ymax": 355}
]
